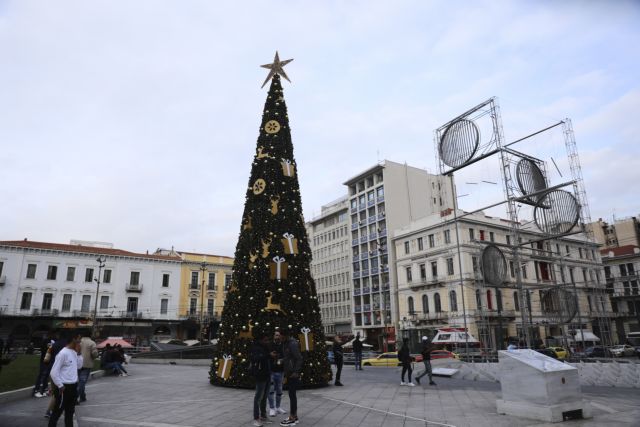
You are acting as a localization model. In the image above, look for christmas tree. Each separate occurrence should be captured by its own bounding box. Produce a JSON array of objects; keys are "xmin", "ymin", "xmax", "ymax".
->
[{"xmin": 210, "ymin": 53, "xmax": 331, "ymax": 388}]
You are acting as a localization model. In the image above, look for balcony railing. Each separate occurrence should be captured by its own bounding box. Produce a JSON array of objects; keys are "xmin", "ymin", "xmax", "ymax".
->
[
  {"xmin": 120, "ymin": 311, "xmax": 143, "ymax": 318},
  {"xmin": 360, "ymin": 235, "xmax": 368, "ymax": 243},
  {"xmin": 354, "ymin": 305, "xmax": 362, "ymax": 313},
  {"xmin": 352, "ymin": 239, "xmax": 359, "ymax": 246},
  {"xmin": 359, "ymin": 204, "xmax": 367, "ymax": 211},
  {"xmin": 361, "ymin": 269, "xmax": 370, "ymax": 277},
  {"xmin": 362, "ymin": 287, "xmax": 370, "ymax": 294},
  {"xmin": 73, "ymin": 310, "xmax": 92, "ymax": 317},
  {"xmin": 474, "ymin": 309, "xmax": 516, "ymax": 318},
  {"xmin": 353, "ymin": 271, "xmax": 361, "ymax": 279},
  {"xmin": 378, "ymin": 213, "xmax": 386, "ymax": 220},
  {"xmin": 367, "ymin": 199, "xmax": 375, "ymax": 207},
  {"xmin": 126, "ymin": 283, "xmax": 143, "ymax": 292},
  {"xmin": 351, "ymin": 222, "xmax": 358, "ymax": 230},
  {"xmin": 363, "ymin": 304, "xmax": 371, "ymax": 311},
  {"xmin": 369, "ymin": 232, "xmax": 378, "ymax": 240},
  {"xmin": 368, "ymin": 216, "xmax": 376, "ymax": 224},
  {"xmin": 377, "ymin": 195, "xmax": 385, "ymax": 203},
  {"xmin": 610, "ymin": 291, "xmax": 640, "ymax": 298},
  {"xmin": 371, "ymin": 267, "xmax": 379, "ymax": 275}
]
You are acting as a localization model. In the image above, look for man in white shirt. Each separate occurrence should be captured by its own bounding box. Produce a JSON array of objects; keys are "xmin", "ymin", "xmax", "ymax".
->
[{"xmin": 48, "ymin": 331, "xmax": 83, "ymax": 427}]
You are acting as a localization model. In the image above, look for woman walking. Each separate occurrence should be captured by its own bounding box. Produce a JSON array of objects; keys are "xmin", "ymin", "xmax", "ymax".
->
[{"xmin": 398, "ymin": 338, "xmax": 414, "ymax": 386}]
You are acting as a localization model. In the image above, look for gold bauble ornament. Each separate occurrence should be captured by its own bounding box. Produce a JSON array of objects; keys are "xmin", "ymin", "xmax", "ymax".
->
[{"xmin": 264, "ymin": 120, "xmax": 281, "ymax": 134}]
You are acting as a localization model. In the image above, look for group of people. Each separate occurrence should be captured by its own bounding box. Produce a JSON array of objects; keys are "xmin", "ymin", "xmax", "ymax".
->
[
  {"xmin": 397, "ymin": 336, "xmax": 437, "ymax": 387},
  {"xmin": 249, "ymin": 329, "xmax": 302, "ymax": 426},
  {"xmin": 100, "ymin": 343, "xmax": 129, "ymax": 376}
]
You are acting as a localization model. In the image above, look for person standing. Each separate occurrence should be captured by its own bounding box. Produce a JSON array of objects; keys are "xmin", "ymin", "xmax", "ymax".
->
[
  {"xmin": 398, "ymin": 338, "xmax": 414, "ymax": 386},
  {"xmin": 280, "ymin": 330, "xmax": 302, "ymax": 426},
  {"xmin": 250, "ymin": 332, "xmax": 272, "ymax": 426},
  {"xmin": 5, "ymin": 334, "xmax": 13, "ymax": 355},
  {"xmin": 353, "ymin": 334, "xmax": 363, "ymax": 371},
  {"xmin": 414, "ymin": 336, "xmax": 436, "ymax": 386},
  {"xmin": 48, "ymin": 331, "xmax": 83, "ymax": 427},
  {"xmin": 33, "ymin": 334, "xmax": 53, "ymax": 397},
  {"xmin": 77, "ymin": 331, "xmax": 98, "ymax": 403},
  {"xmin": 45, "ymin": 332, "xmax": 69, "ymax": 418},
  {"xmin": 0, "ymin": 337, "xmax": 4, "ymax": 356},
  {"xmin": 268, "ymin": 330, "xmax": 287, "ymax": 417},
  {"xmin": 333, "ymin": 336, "xmax": 344, "ymax": 386}
]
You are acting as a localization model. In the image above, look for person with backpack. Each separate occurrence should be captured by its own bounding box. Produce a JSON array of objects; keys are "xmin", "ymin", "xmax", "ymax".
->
[
  {"xmin": 250, "ymin": 332, "xmax": 272, "ymax": 427},
  {"xmin": 280, "ymin": 329, "xmax": 302, "ymax": 426},
  {"xmin": 414, "ymin": 336, "xmax": 436, "ymax": 386},
  {"xmin": 398, "ymin": 338, "xmax": 414, "ymax": 386}
]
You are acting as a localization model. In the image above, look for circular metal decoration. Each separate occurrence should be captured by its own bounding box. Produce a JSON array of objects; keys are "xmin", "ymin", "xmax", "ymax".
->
[
  {"xmin": 439, "ymin": 119, "xmax": 480, "ymax": 168},
  {"xmin": 481, "ymin": 244, "xmax": 507, "ymax": 286},
  {"xmin": 540, "ymin": 288, "xmax": 577, "ymax": 324},
  {"xmin": 516, "ymin": 159, "xmax": 547, "ymax": 203},
  {"xmin": 534, "ymin": 190, "xmax": 580, "ymax": 235},
  {"xmin": 264, "ymin": 120, "xmax": 281, "ymax": 134},
  {"xmin": 252, "ymin": 178, "xmax": 266, "ymax": 195}
]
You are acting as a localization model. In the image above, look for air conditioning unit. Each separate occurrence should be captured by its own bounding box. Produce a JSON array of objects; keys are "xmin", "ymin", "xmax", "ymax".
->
[{"xmin": 0, "ymin": 275, "xmax": 5, "ymax": 285}]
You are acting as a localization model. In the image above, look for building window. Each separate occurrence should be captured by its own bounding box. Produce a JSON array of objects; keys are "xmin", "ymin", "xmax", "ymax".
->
[
  {"xmin": 479, "ymin": 230, "xmax": 485, "ymax": 241},
  {"xmin": 449, "ymin": 290, "xmax": 457, "ymax": 311},
  {"xmin": 191, "ymin": 272, "xmax": 199, "ymax": 289},
  {"xmin": 422, "ymin": 294, "xmax": 429, "ymax": 313},
  {"xmin": 444, "ymin": 229, "xmax": 451, "ymax": 244},
  {"xmin": 506, "ymin": 235, "xmax": 511, "ymax": 246},
  {"xmin": 522, "ymin": 264, "xmax": 528, "ymax": 279},
  {"xmin": 162, "ymin": 273, "xmax": 170, "ymax": 288},
  {"xmin": 127, "ymin": 297, "xmax": 138, "ymax": 313},
  {"xmin": 472, "ymin": 256, "xmax": 479, "ymax": 273},
  {"xmin": 66, "ymin": 267, "xmax": 76, "ymax": 282},
  {"xmin": 47, "ymin": 266, "xmax": 58, "ymax": 280},
  {"xmin": 476, "ymin": 289, "xmax": 482, "ymax": 310},
  {"xmin": 487, "ymin": 290, "xmax": 493, "ymax": 310},
  {"xmin": 104, "ymin": 269, "xmax": 112, "ymax": 284},
  {"xmin": 496, "ymin": 289, "xmax": 503, "ymax": 311},
  {"xmin": 417, "ymin": 237, "xmax": 424, "ymax": 251},
  {"xmin": 431, "ymin": 261, "xmax": 438, "ymax": 278},
  {"xmin": 225, "ymin": 274, "xmax": 232, "ymax": 290},
  {"xmin": 160, "ymin": 299, "xmax": 168, "ymax": 314},
  {"xmin": 434, "ymin": 293, "xmax": 442, "ymax": 312},
  {"xmin": 509, "ymin": 261, "xmax": 515, "ymax": 278},
  {"xmin": 100, "ymin": 295, "xmax": 109, "ymax": 309},
  {"xmin": 404, "ymin": 241, "xmax": 410, "ymax": 254},
  {"xmin": 469, "ymin": 228, "xmax": 475, "ymax": 241},
  {"xmin": 61, "ymin": 294, "xmax": 72, "ymax": 312},
  {"xmin": 406, "ymin": 266, "xmax": 412, "ymax": 283},
  {"xmin": 85, "ymin": 268, "xmax": 94, "ymax": 283},
  {"xmin": 489, "ymin": 232, "xmax": 495, "ymax": 242},
  {"xmin": 42, "ymin": 293, "xmax": 53, "ymax": 310},
  {"xmin": 446, "ymin": 258, "xmax": 454, "ymax": 275},
  {"xmin": 189, "ymin": 298, "xmax": 197, "ymax": 314},
  {"xmin": 207, "ymin": 299, "xmax": 214, "ymax": 315},
  {"xmin": 0, "ymin": 261, "xmax": 3, "ymax": 277},
  {"xmin": 513, "ymin": 291, "xmax": 520, "ymax": 311},
  {"xmin": 428, "ymin": 234, "xmax": 435, "ymax": 248},
  {"xmin": 81, "ymin": 295, "xmax": 91, "ymax": 312},
  {"xmin": 407, "ymin": 296, "xmax": 415, "ymax": 314},
  {"xmin": 419, "ymin": 264, "xmax": 426, "ymax": 280},
  {"xmin": 26, "ymin": 264, "xmax": 37, "ymax": 279},
  {"xmin": 130, "ymin": 271, "xmax": 140, "ymax": 286},
  {"xmin": 208, "ymin": 273, "xmax": 216, "ymax": 290}
]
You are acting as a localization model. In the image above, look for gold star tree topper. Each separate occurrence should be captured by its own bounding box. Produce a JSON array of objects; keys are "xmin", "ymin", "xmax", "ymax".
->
[{"xmin": 261, "ymin": 51, "xmax": 293, "ymax": 88}]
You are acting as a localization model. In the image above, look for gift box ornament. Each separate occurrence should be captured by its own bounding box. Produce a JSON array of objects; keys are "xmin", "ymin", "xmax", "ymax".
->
[
  {"xmin": 216, "ymin": 354, "xmax": 234, "ymax": 380},
  {"xmin": 270, "ymin": 256, "xmax": 288, "ymax": 280},
  {"xmin": 281, "ymin": 233, "xmax": 299, "ymax": 255},
  {"xmin": 281, "ymin": 159, "xmax": 296, "ymax": 177},
  {"xmin": 299, "ymin": 327, "xmax": 314, "ymax": 352}
]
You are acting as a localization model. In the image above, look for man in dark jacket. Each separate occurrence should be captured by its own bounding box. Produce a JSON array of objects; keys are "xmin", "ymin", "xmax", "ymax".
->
[
  {"xmin": 250, "ymin": 332, "xmax": 272, "ymax": 426},
  {"xmin": 268, "ymin": 330, "xmax": 287, "ymax": 417},
  {"xmin": 33, "ymin": 333, "xmax": 53, "ymax": 397},
  {"xmin": 414, "ymin": 336, "xmax": 436, "ymax": 386},
  {"xmin": 332, "ymin": 336, "xmax": 344, "ymax": 386},
  {"xmin": 280, "ymin": 329, "xmax": 302, "ymax": 426},
  {"xmin": 353, "ymin": 334, "xmax": 363, "ymax": 371},
  {"xmin": 398, "ymin": 338, "xmax": 414, "ymax": 386}
]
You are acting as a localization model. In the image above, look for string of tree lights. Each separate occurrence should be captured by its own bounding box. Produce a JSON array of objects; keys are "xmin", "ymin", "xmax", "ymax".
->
[{"xmin": 210, "ymin": 55, "xmax": 331, "ymax": 388}]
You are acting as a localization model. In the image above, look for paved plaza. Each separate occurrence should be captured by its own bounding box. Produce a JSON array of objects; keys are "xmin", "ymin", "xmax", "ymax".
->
[{"xmin": 1, "ymin": 362, "xmax": 639, "ymax": 427}]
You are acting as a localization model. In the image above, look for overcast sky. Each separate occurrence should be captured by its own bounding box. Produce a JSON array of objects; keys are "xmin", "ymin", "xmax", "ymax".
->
[{"xmin": 1, "ymin": 0, "xmax": 639, "ymax": 256}]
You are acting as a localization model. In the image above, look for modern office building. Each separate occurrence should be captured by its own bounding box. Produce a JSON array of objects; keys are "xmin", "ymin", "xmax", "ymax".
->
[
  {"xmin": 393, "ymin": 210, "xmax": 615, "ymax": 351},
  {"xmin": 343, "ymin": 160, "xmax": 454, "ymax": 349},
  {"xmin": 588, "ymin": 216, "xmax": 640, "ymax": 249},
  {"xmin": 306, "ymin": 196, "xmax": 352, "ymax": 336}
]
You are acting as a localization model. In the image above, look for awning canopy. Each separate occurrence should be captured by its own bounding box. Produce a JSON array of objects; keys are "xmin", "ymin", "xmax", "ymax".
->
[{"xmin": 97, "ymin": 337, "xmax": 134, "ymax": 349}]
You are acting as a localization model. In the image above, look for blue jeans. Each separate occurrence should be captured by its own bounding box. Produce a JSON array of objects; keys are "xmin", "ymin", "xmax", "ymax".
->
[
  {"xmin": 33, "ymin": 363, "xmax": 50, "ymax": 394},
  {"xmin": 268, "ymin": 372, "xmax": 284, "ymax": 409},
  {"xmin": 415, "ymin": 360, "xmax": 433, "ymax": 382},
  {"xmin": 354, "ymin": 352, "xmax": 362, "ymax": 370},
  {"xmin": 77, "ymin": 368, "xmax": 91, "ymax": 400},
  {"xmin": 104, "ymin": 362, "xmax": 124, "ymax": 375},
  {"xmin": 253, "ymin": 379, "xmax": 269, "ymax": 420}
]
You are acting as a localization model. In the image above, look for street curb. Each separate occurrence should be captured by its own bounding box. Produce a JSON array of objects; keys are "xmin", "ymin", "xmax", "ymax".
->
[
  {"xmin": 131, "ymin": 358, "xmax": 211, "ymax": 366},
  {"xmin": 0, "ymin": 370, "xmax": 105, "ymax": 404}
]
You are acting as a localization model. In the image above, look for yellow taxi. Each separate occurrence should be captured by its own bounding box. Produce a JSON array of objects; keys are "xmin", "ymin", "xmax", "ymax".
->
[
  {"xmin": 548, "ymin": 347, "xmax": 569, "ymax": 360},
  {"xmin": 362, "ymin": 352, "xmax": 402, "ymax": 367}
]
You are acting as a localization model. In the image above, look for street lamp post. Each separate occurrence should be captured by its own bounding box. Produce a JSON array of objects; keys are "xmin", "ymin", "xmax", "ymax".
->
[
  {"xmin": 92, "ymin": 256, "xmax": 106, "ymax": 338},
  {"xmin": 200, "ymin": 261, "xmax": 207, "ymax": 344}
]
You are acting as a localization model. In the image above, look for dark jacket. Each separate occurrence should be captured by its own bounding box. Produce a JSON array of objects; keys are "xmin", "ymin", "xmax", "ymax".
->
[
  {"xmin": 398, "ymin": 345, "xmax": 412, "ymax": 364},
  {"xmin": 270, "ymin": 340, "xmax": 285, "ymax": 373},
  {"xmin": 249, "ymin": 341, "xmax": 271, "ymax": 381},
  {"xmin": 283, "ymin": 337, "xmax": 303, "ymax": 377},
  {"xmin": 353, "ymin": 338, "xmax": 363, "ymax": 353},
  {"xmin": 332, "ymin": 341, "xmax": 344, "ymax": 363},
  {"xmin": 420, "ymin": 342, "xmax": 434, "ymax": 361}
]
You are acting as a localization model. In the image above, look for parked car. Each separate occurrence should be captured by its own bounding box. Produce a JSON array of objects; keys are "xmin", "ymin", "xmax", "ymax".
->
[
  {"xmin": 610, "ymin": 344, "xmax": 636, "ymax": 357},
  {"xmin": 432, "ymin": 350, "xmax": 459, "ymax": 360},
  {"xmin": 547, "ymin": 346, "xmax": 569, "ymax": 360},
  {"xmin": 583, "ymin": 346, "xmax": 611, "ymax": 358},
  {"xmin": 536, "ymin": 348, "xmax": 559, "ymax": 359},
  {"xmin": 362, "ymin": 352, "xmax": 402, "ymax": 367}
]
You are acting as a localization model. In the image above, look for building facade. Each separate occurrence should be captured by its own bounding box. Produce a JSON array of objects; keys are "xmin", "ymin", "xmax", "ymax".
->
[
  {"xmin": 601, "ymin": 245, "xmax": 640, "ymax": 341},
  {"xmin": 393, "ymin": 210, "xmax": 615, "ymax": 352},
  {"xmin": 0, "ymin": 240, "xmax": 182, "ymax": 345},
  {"xmin": 588, "ymin": 216, "xmax": 640, "ymax": 249},
  {"xmin": 307, "ymin": 196, "xmax": 352, "ymax": 336},
  {"xmin": 343, "ymin": 160, "xmax": 454, "ymax": 349}
]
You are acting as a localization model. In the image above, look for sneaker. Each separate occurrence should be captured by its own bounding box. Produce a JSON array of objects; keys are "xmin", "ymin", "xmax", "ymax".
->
[
  {"xmin": 269, "ymin": 408, "xmax": 276, "ymax": 417},
  {"xmin": 34, "ymin": 392, "xmax": 45, "ymax": 398},
  {"xmin": 429, "ymin": 381, "xmax": 437, "ymax": 386},
  {"xmin": 44, "ymin": 410, "xmax": 52, "ymax": 418},
  {"xmin": 280, "ymin": 418, "xmax": 298, "ymax": 426},
  {"xmin": 252, "ymin": 420, "xmax": 263, "ymax": 427},
  {"xmin": 80, "ymin": 397, "xmax": 87, "ymax": 402},
  {"xmin": 335, "ymin": 381, "xmax": 343, "ymax": 386},
  {"xmin": 276, "ymin": 408, "xmax": 287, "ymax": 415},
  {"xmin": 415, "ymin": 377, "xmax": 421, "ymax": 385},
  {"xmin": 400, "ymin": 381, "xmax": 406, "ymax": 386},
  {"xmin": 407, "ymin": 382, "xmax": 415, "ymax": 387},
  {"xmin": 121, "ymin": 373, "xmax": 129, "ymax": 377}
]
